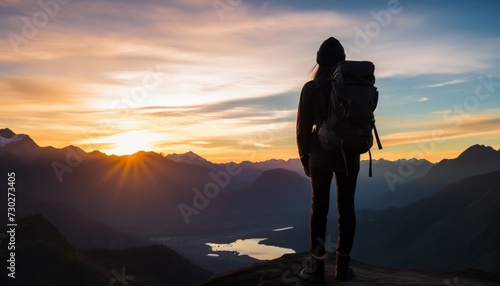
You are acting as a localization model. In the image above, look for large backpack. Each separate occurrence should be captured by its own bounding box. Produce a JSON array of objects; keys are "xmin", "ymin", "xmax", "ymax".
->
[{"xmin": 315, "ymin": 60, "xmax": 382, "ymax": 177}]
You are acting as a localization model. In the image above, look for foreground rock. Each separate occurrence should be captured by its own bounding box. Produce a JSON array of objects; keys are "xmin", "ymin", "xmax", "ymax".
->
[{"xmin": 201, "ymin": 252, "xmax": 500, "ymax": 286}]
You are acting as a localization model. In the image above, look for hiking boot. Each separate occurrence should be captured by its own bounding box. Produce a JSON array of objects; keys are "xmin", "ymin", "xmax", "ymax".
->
[
  {"xmin": 335, "ymin": 266, "xmax": 354, "ymax": 281},
  {"xmin": 300, "ymin": 255, "xmax": 325, "ymax": 284},
  {"xmin": 335, "ymin": 252, "xmax": 355, "ymax": 281}
]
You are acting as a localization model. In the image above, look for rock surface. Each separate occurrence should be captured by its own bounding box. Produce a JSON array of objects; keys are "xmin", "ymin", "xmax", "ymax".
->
[{"xmin": 201, "ymin": 252, "xmax": 500, "ymax": 286}]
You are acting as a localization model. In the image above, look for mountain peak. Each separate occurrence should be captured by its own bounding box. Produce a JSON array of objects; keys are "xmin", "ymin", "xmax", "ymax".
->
[
  {"xmin": 0, "ymin": 128, "xmax": 38, "ymax": 148},
  {"xmin": 0, "ymin": 129, "xmax": 41, "ymax": 162},
  {"xmin": 0, "ymin": 133, "xmax": 38, "ymax": 148},
  {"xmin": 249, "ymin": 167, "xmax": 308, "ymax": 197},
  {"xmin": 166, "ymin": 151, "xmax": 210, "ymax": 165},
  {"xmin": 457, "ymin": 144, "xmax": 497, "ymax": 161},
  {"xmin": 259, "ymin": 167, "xmax": 300, "ymax": 178},
  {"xmin": 0, "ymin": 128, "xmax": 16, "ymax": 139}
]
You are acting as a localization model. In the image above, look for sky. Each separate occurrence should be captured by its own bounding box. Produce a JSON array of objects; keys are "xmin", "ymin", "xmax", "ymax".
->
[{"xmin": 1, "ymin": 0, "xmax": 499, "ymax": 163}]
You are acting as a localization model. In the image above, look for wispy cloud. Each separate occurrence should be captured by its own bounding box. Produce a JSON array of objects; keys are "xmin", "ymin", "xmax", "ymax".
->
[
  {"xmin": 380, "ymin": 112, "xmax": 500, "ymax": 147},
  {"xmin": 418, "ymin": 78, "xmax": 471, "ymax": 89}
]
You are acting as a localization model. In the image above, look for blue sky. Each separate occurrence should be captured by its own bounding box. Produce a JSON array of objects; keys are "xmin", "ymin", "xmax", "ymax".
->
[{"xmin": 0, "ymin": 0, "xmax": 499, "ymax": 162}]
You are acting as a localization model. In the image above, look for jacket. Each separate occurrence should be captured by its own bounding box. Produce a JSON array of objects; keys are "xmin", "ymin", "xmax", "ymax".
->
[{"xmin": 296, "ymin": 70, "xmax": 360, "ymax": 172}]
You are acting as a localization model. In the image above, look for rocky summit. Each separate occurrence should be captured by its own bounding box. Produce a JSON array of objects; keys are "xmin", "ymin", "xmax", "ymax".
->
[{"xmin": 201, "ymin": 252, "xmax": 500, "ymax": 286}]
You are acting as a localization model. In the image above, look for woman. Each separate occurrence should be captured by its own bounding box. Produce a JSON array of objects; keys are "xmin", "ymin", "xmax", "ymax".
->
[{"xmin": 296, "ymin": 37, "xmax": 359, "ymax": 283}]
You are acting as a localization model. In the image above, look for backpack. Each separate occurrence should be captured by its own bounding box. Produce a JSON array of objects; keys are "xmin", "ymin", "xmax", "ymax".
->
[{"xmin": 315, "ymin": 60, "xmax": 383, "ymax": 177}]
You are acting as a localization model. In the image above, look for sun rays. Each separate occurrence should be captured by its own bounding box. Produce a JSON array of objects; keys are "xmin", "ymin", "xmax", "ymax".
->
[{"xmin": 95, "ymin": 151, "xmax": 166, "ymax": 195}]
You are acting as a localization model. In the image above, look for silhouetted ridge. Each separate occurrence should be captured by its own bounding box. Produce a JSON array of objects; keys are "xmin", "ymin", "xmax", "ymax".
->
[
  {"xmin": 440, "ymin": 170, "xmax": 500, "ymax": 195},
  {"xmin": 167, "ymin": 151, "xmax": 208, "ymax": 162},
  {"xmin": 238, "ymin": 168, "xmax": 310, "ymax": 211},
  {"xmin": 374, "ymin": 144, "xmax": 500, "ymax": 208},
  {"xmin": 17, "ymin": 200, "xmax": 149, "ymax": 249},
  {"xmin": 254, "ymin": 168, "xmax": 302, "ymax": 183},
  {"xmin": 0, "ymin": 129, "xmax": 38, "ymax": 148},
  {"xmin": 0, "ymin": 129, "xmax": 40, "ymax": 162},
  {"xmin": 249, "ymin": 168, "xmax": 308, "ymax": 195},
  {"xmin": 456, "ymin": 144, "xmax": 498, "ymax": 161},
  {"xmin": 16, "ymin": 214, "xmax": 73, "ymax": 249},
  {"xmin": 86, "ymin": 245, "xmax": 212, "ymax": 286},
  {"xmin": 1, "ymin": 215, "xmax": 111, "ymax": 286},
  {"xmin": 0, "ymin": 215, "xmax": 212, "ymax": 286},
  {"xmin": 0, "ymin": 128, "xmax": 15, "ymax": 138},
  {"xmin": 355, "ymin": 170, "xmax": 500, "ymax": 273}
]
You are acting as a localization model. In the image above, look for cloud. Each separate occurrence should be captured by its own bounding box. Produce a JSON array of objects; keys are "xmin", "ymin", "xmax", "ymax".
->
[
  {"xmin": 1, "ymin": 0, "xmax": 499, "ymax": 161},
  {"xmin": 418, "ymin": 78, "xmax": 471, "ymax": 89},
  {"xmin": 362, "ymin": 36, "xmax": 500, "ymax": 78},
  {"xmin": 380, "ymin": 112, "xmax": 500, "ymax": 147}
]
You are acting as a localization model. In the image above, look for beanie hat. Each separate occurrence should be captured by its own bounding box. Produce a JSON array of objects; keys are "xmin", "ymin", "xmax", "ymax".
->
[{"xmin": 316, "ymin": 37, "xmax": 345, "ymax": 67}]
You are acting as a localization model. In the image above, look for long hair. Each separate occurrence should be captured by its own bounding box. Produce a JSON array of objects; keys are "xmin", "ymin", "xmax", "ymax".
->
[{"xmin": 311, "ymin": 64, "xmax": 331, "ymax": 80}]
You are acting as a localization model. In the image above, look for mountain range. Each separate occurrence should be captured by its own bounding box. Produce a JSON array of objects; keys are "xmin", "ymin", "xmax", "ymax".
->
[
  {"xmin": 0, "ymin": 215, "xmax": 211, "ymax": 286},
  {"xmin": 0, "ymin": 128, "xmax": 435, "ymax": 222},
  {"xmin": 1, "ymin": 127, "xmax": 500, "ymax": 276},
  {"xmin": 354, "ymin": 170, "xmax": 500, "ymax": 273},
  {"xmin": 374, "ymin": 144, "xmax": 500, "ymax": 208}
]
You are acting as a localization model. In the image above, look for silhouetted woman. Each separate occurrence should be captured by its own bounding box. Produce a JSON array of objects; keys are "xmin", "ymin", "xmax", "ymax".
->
[{"xmin": 296, "ymin": 37, "xmax": 358, "ymax": 283}]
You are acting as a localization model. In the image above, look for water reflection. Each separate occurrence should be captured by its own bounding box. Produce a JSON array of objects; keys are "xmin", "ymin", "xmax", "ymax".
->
[{"xmin": 207, "ymin": 238, "xmax": 295, "ymax": 260}]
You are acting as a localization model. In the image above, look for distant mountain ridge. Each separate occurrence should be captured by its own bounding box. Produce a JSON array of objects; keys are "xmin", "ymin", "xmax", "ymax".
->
[
  {"xmin": 358, "ymin": 158, "xmax": 434, "ymax": 208},
  {"xmin": 0, "ymin": 128, "xmax": 40, "ymax": 160},
  {"xmin": 17, "ymin": 200, "xmax": 149, "ymax": 249},
  {"xmin": 0, "ymin": 128, "xmax": 432, "ymax": 177},
  {"xmin": 167, "ymin": 151, "xmax": 215, "ymax": 167},
  {"xmin": 230, "ymin": 168, "xmax": 311, "ymax": 212},
  {"xmin": 0, "ymin": 128, "xmax": 16, "ymax": 139},
  {"xmin": 374, "ymin": 144, "xmax": 500, "ymax": 208},
  {"xmin": 0, "ymin": 215, "xmax": 212, "ymax": 286},
  {"xmin": 3, "ymin": 127, "xmax": 497, "ymax": 220}
]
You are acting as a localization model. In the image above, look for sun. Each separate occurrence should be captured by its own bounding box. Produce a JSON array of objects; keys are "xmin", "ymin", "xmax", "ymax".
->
[{"xmin": 103, "ymin": 130, "xmax": 162, "ymax": 156}]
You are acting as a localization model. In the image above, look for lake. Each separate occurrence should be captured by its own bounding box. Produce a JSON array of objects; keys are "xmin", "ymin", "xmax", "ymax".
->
[{"xmin": 206, "ymin": 237, "xmax": 295, "ymax": 260}]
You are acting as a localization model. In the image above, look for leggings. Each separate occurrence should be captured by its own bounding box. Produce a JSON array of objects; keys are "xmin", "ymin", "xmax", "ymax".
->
[{"xmin": 309, "ymin": 166, "xmax": 358, "ymax": 257}]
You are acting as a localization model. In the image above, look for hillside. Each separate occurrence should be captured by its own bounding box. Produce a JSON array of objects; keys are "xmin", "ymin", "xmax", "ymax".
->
[
  {"xmin": 17, "ymin": 200, "xmax": 149, "ymax": 249},
  {"xmin": 0, "ymin": 215, "xmax": 211, "ymax": 286},
  {"xmin": 374, "ymin": 144, "xmax": 500, "ymax": 208},
  {"xmin": 85, "ymin": 245, "xmax": 212, "ymax": 286},
  {"xmin": 357, "ymin": 158, "xmax": 433, "ymax": 208},
  {"xmin": 0, "ymin": 214, "xmax": 110, "ymax": 286},
  {"xmin": 231, "ymin": 168, "xmax": 311, "ymax": 212},
  {"xmin": 201, "ymin": 252, "xmax": 500, "ymax": 286},
  {"xmin": 354, "ymin": 171, "xmax": 500, "ymax": 272},
  {"xmin": 0, "ymin": 215, "xmax": 212, "ymax": 286},
  {"xmin": 261, "ymin": 171, "xmax": 500, "ymax": 274}
]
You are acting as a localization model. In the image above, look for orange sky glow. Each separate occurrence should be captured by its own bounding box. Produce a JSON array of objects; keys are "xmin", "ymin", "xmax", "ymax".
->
[{"xmin": 1, "ymin": 1, "xmax": 499, "ymax": 163}]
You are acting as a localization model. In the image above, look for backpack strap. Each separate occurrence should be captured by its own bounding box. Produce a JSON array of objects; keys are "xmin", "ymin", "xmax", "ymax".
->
[
  {"xmin": 313, "ymin": 79, "xmax": 329, "ymax": 126},
  {"xmin": 368, "ymin": 149, "xmax": 372, "ymax": 177},
  {"xmin": 373, "ymin": 119, "xmax": 383, "ymax": 150},
  {"xmin": 339, "ymin": 139, "xmax": 349, "ymax": 177},
  {"xmin": 372, "ymin": 88, "xmax": 379, "ymax": 111}
]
